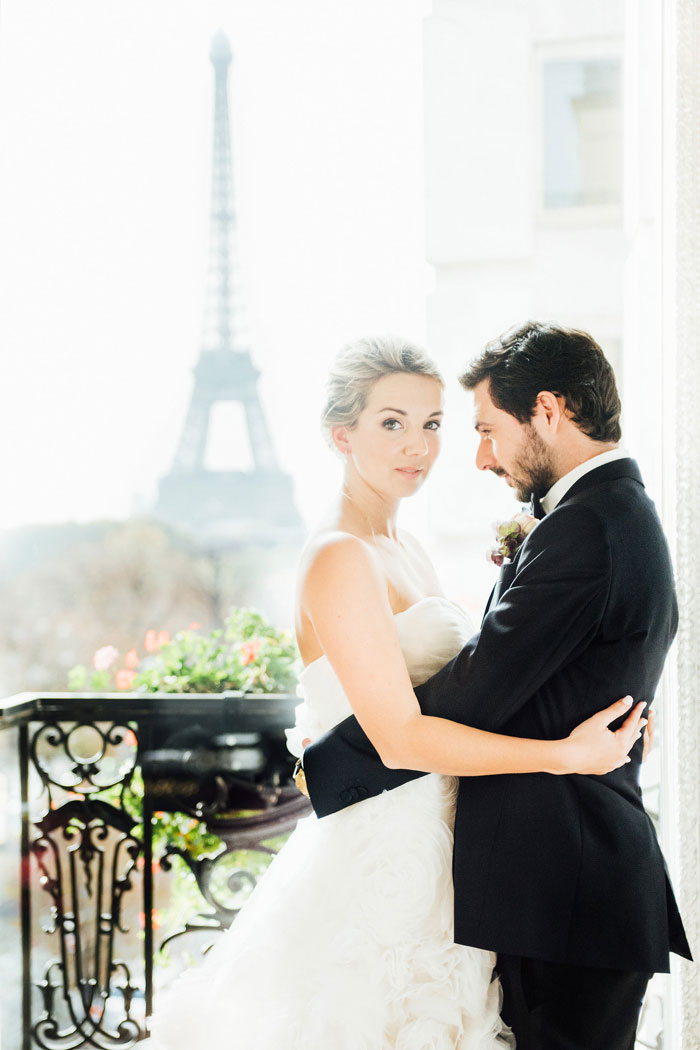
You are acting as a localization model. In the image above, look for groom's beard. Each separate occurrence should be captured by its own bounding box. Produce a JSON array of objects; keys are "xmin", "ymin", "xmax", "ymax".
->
[{"xmin": 509, "ymin": 424, "xmax": 558, "ymax": 503}]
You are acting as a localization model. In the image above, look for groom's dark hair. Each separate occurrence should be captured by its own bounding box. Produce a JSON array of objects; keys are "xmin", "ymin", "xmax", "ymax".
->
[{"xmin": 460, "ymin": 321, "xmax": 622, "ymax": 443}]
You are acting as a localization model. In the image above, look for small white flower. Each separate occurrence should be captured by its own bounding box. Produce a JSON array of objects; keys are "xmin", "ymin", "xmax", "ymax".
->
[{"xmin": 93, "ymin": 645, "xmax": 118, "ymax": 671}]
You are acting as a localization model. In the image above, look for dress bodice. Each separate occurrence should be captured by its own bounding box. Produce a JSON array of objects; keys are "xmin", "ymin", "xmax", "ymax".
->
[{"xmin": 286, "ymin": 596, "xmax": 475, "ymax": 757}]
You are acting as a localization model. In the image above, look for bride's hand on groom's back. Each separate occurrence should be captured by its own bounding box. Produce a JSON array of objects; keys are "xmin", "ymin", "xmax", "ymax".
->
[{"xmin": 563, "ymin": 697, "xmax": 648, "ymax": 775}]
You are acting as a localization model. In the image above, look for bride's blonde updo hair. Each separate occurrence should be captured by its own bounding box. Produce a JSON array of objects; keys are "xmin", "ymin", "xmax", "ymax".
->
[{"xmin": 321, "ymin": 336, "xmax": 444, "ymax": 446}]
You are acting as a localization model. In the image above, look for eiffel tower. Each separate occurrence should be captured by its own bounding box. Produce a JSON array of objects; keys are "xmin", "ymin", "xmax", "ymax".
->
[{"xmin": 156, "ymin": 30, "xmax": 302, "ymax": 546}]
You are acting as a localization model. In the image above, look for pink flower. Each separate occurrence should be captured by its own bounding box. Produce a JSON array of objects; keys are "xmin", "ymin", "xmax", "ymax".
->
[
  {"xmin": 188, "ymin": 622, "xmax": 202, "ymax": 631},
  {"xmin": 93, "ymin": 645, "xmax": 118, "ymax": 671},
  {"xmin": 240, "ymin": 638, "xmax": 262, "ymax": 666},
  {"xmin": 116, "ymin": 669, "xmax": 136, "ymax": 690},
  {"xmin": 139, "ymin": 909, "xmax": 161, "ymax": 930},
  {"xmin": 144, "ymin": 630, "xmax": 159, "ymax": 653},
  {"xmin": 144, "ymin": 629, "xmax": 169, "ymax": 653},
  {"xmin": 124, "ymin": 649, "xmax": 139, "ymax": 669}
]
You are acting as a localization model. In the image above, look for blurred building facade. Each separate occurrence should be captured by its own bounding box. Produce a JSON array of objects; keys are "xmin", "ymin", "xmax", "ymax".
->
[
  {"xmin": 421, "ymin": 0, "xmax": 665, "ymax": 606},
  {"xmin": 424, "ymin": 0, "xmax": 626, "ymax": 378}
]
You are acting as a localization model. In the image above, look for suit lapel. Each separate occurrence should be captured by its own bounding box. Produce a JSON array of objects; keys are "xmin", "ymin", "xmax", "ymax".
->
[
  {"xmin": 484, "ymin": 457, "xmax": 642, "ymax": 613},
  {"xmin": 483, "ymin": 548, "xmax": 524, "ymax": 621},
  {"xmin": 482, "ymin": 459, "xmax": 644, "ymax": 621}
]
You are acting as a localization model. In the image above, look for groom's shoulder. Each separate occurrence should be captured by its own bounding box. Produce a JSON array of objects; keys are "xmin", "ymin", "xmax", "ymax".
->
[
  {"xmin": 560, "ymin": 457, "xmax": 649, "ymax": 513},
  {"xmin": 527, "ymin": 501, "xmax": 610, "ymax": 565},
  {"xmin": 538, "ymin": 470, "xmax": 664, "ymax": 557},
  {"xmin": 563, "ymin": 463, "xmax": 660, "ymax": 529}
]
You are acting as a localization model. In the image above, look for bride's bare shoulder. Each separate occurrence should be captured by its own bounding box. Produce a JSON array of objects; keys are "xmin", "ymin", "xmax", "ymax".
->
[
  {"xmin": 300, "ymin": 528, "xmax": 376, "ymax": 575},
  {"xmin": 295, "ymin": 532, "xmax": 387, "ymax": 661},
  {"xmin": 298, "ymin": 529, "xmax": 383, "ymax": 601}
]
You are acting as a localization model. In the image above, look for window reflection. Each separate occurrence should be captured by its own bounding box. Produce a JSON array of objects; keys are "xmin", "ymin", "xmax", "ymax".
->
[{"xmin": 543, "ymin": 57, "xmax": 622, "ymax": 209}]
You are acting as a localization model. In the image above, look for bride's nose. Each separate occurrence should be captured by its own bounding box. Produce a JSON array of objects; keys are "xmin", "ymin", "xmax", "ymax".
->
[{"xmin": 404, "ymin": 430, "xmax": 429, "ymax": 456}]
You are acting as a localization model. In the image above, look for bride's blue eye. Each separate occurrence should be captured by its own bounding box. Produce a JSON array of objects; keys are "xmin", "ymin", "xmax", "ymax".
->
[
  {"xmin": 382, "ymin": 418, "xmax": 402, "ymax": 430},
  {"xmin": 424, "ymin": 420, "xmax": 441, "ymax": 431}
]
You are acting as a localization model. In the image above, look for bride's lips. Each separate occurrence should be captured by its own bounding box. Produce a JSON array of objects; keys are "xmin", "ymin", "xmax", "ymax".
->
[{"xmin": 396, "ymin": 467, "xmax": 424, "ymax": 478}]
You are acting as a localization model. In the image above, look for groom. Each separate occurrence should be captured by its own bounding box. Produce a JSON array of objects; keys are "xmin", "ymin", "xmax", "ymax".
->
[{"xmin": 300, "ymin": 322, "xmax": 691, "ymax": 1050}]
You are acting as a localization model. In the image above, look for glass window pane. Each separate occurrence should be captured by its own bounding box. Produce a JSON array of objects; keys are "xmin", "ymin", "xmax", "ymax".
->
[{"xmin": 543, "ymin": 57, "xmax": 622, "ymax": 209}]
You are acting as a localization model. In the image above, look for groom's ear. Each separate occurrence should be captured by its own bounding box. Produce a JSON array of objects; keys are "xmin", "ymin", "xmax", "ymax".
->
[{"xmin": 534, "ymin": 391, "xmax": 566, "ymax": 432}]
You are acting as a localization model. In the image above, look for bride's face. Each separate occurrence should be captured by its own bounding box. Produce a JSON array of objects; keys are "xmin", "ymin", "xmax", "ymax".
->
[{"xmin": 332, "ymin": 372, "xmax": 444, "ymax": 499}]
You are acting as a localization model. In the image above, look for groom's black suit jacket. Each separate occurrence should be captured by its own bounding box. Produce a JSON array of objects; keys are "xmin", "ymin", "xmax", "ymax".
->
[{"xmin": 303, "ymin": 458, "xmax": 691, "ymax": 973}]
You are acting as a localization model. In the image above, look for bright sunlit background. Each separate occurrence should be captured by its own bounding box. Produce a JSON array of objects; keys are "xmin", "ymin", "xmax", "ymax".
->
[
  {"xmin": 0, "ymin": 1, "xmax": 676, "ymax": 1046},
  {"xmin": 0, "ymin": 0, "xmax": 666, "ymax": 675},
  {"xmin": 0, "ymin": 0, "xmax": 430, "ymax": 529}
]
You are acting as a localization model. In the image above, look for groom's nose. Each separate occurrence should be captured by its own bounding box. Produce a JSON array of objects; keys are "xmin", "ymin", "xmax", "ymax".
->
[{"xmin": 476, "ymin": 439, "xmax": 497, "ymax": 472}]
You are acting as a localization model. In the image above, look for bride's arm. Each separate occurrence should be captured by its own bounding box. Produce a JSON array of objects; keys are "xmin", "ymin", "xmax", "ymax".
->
[{"xmin": 301, "ymin": 534, "xmax": 644, "ymax": 777}]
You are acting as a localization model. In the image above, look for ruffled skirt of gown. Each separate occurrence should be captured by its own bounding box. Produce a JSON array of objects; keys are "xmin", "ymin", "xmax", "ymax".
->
[{"xmin": 147, "ymin": 772, "xmax": 513, "ymax": 1050}]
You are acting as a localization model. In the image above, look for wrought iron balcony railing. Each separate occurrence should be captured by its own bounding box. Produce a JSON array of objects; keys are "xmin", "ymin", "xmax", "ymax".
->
[
  {"xmin": 1, "ymin": 690, "xmax": 310, "ymax": 1049},
  {"xmin": 0, "ymin": 690, "xmax": 667, "ymax": 1049}
]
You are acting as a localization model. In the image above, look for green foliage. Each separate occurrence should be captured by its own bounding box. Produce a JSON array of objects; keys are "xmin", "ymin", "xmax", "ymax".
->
[
  {"xmin": 65, "ymin": 608, "xmax": 300, "ymax": 931},
  {"xmin": 134, "ymin": 608, "xmax": 299, "ymax": 695},
  {"xmin": 113, "ymin": 768, "xmax": 224, "ymax": 860},
  {"xmin": 67, "ymin": 606, "xmax": 301, "ymax": 696}
]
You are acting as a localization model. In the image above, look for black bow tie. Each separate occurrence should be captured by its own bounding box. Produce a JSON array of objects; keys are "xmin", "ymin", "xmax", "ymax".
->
[{"xmin": 531, "ymin": 497, "xmax": 546, "ymax": 520}]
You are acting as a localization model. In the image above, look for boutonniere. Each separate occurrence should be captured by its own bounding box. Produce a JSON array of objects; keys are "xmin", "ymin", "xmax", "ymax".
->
[{"xmin": 488, "ymin": 512, "xmax": 539, "ymax": 567}]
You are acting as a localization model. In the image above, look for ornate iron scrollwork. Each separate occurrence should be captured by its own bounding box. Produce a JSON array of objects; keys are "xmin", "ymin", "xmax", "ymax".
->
[
  {"xmin": 16, "ymin": 696, "xmax": 307, "ymax": 1047},
  {"xmin": 27, "ymin": 721, "xmax": 145, "ymax": 1048},
  {"xmin": 30, "ymin": 721, "xmax": 139, "ymax": 797},
  {"xmin": 157, "ymin": 792, "xmax": 310, "ymax": 953}
]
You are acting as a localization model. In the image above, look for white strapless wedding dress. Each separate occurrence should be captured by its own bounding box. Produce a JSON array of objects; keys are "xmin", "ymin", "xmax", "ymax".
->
[{"xmin": 148, "ymin": 597, "xmax": 513, "ymax": 1049}]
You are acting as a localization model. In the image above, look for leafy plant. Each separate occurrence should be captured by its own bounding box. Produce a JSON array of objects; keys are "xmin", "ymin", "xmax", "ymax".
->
[
  {"xmin": 66, "ymin": 608, "xmax": 301, "ymax": 897},
  {"xmin": 68, "ymin": 607, "xmax": 300, "ymax": 696}
]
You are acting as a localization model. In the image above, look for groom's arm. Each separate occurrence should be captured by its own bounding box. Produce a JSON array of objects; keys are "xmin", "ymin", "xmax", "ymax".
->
[{"xmin": 304, "ymin": 505, "xmax": 611, "ymax": 818}]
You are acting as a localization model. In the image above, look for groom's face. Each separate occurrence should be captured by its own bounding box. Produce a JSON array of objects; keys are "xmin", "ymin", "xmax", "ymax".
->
[{"xmin": 472, "ymin": 380, "xmax": 557, "ymax": 503}]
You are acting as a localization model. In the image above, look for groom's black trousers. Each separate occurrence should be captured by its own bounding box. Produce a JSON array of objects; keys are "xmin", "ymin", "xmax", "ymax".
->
[{"xmin": 497, "ymin": 954, "xmax": 651, "ymax": 1050}]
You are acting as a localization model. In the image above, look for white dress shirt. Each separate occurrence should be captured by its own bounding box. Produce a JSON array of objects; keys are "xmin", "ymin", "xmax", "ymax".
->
[{"xmin": 541, "ymin": 448, "xmax": 629, "ymax": 515}]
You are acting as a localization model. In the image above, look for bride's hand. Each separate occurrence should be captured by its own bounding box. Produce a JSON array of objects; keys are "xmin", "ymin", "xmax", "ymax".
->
[{"xmin": 561, "ymin": 697, "xmax": 648, "ymax": 775}]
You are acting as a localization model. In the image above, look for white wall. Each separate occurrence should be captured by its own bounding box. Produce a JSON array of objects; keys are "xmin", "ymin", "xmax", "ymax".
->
[{"xmin": 422, "ymin": 0, "xmax": 631, "ymax": 610}]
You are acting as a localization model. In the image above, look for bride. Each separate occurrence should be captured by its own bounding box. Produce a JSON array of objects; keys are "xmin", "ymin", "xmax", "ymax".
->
[{"xmin": 147, "ymin": 337, "xmax": 646, "ymax": 1049}]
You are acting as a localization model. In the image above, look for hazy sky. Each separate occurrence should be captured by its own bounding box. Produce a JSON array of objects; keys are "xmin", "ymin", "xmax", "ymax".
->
[{"xmin": 0, "ymin": 0, "xmax": 436, "ymax": 531}]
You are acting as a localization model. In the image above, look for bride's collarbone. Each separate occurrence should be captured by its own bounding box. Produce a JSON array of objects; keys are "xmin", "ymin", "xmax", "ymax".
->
[{"xmin": 369, "ymin": 542, "xmax": 437, "ymax": 612}]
